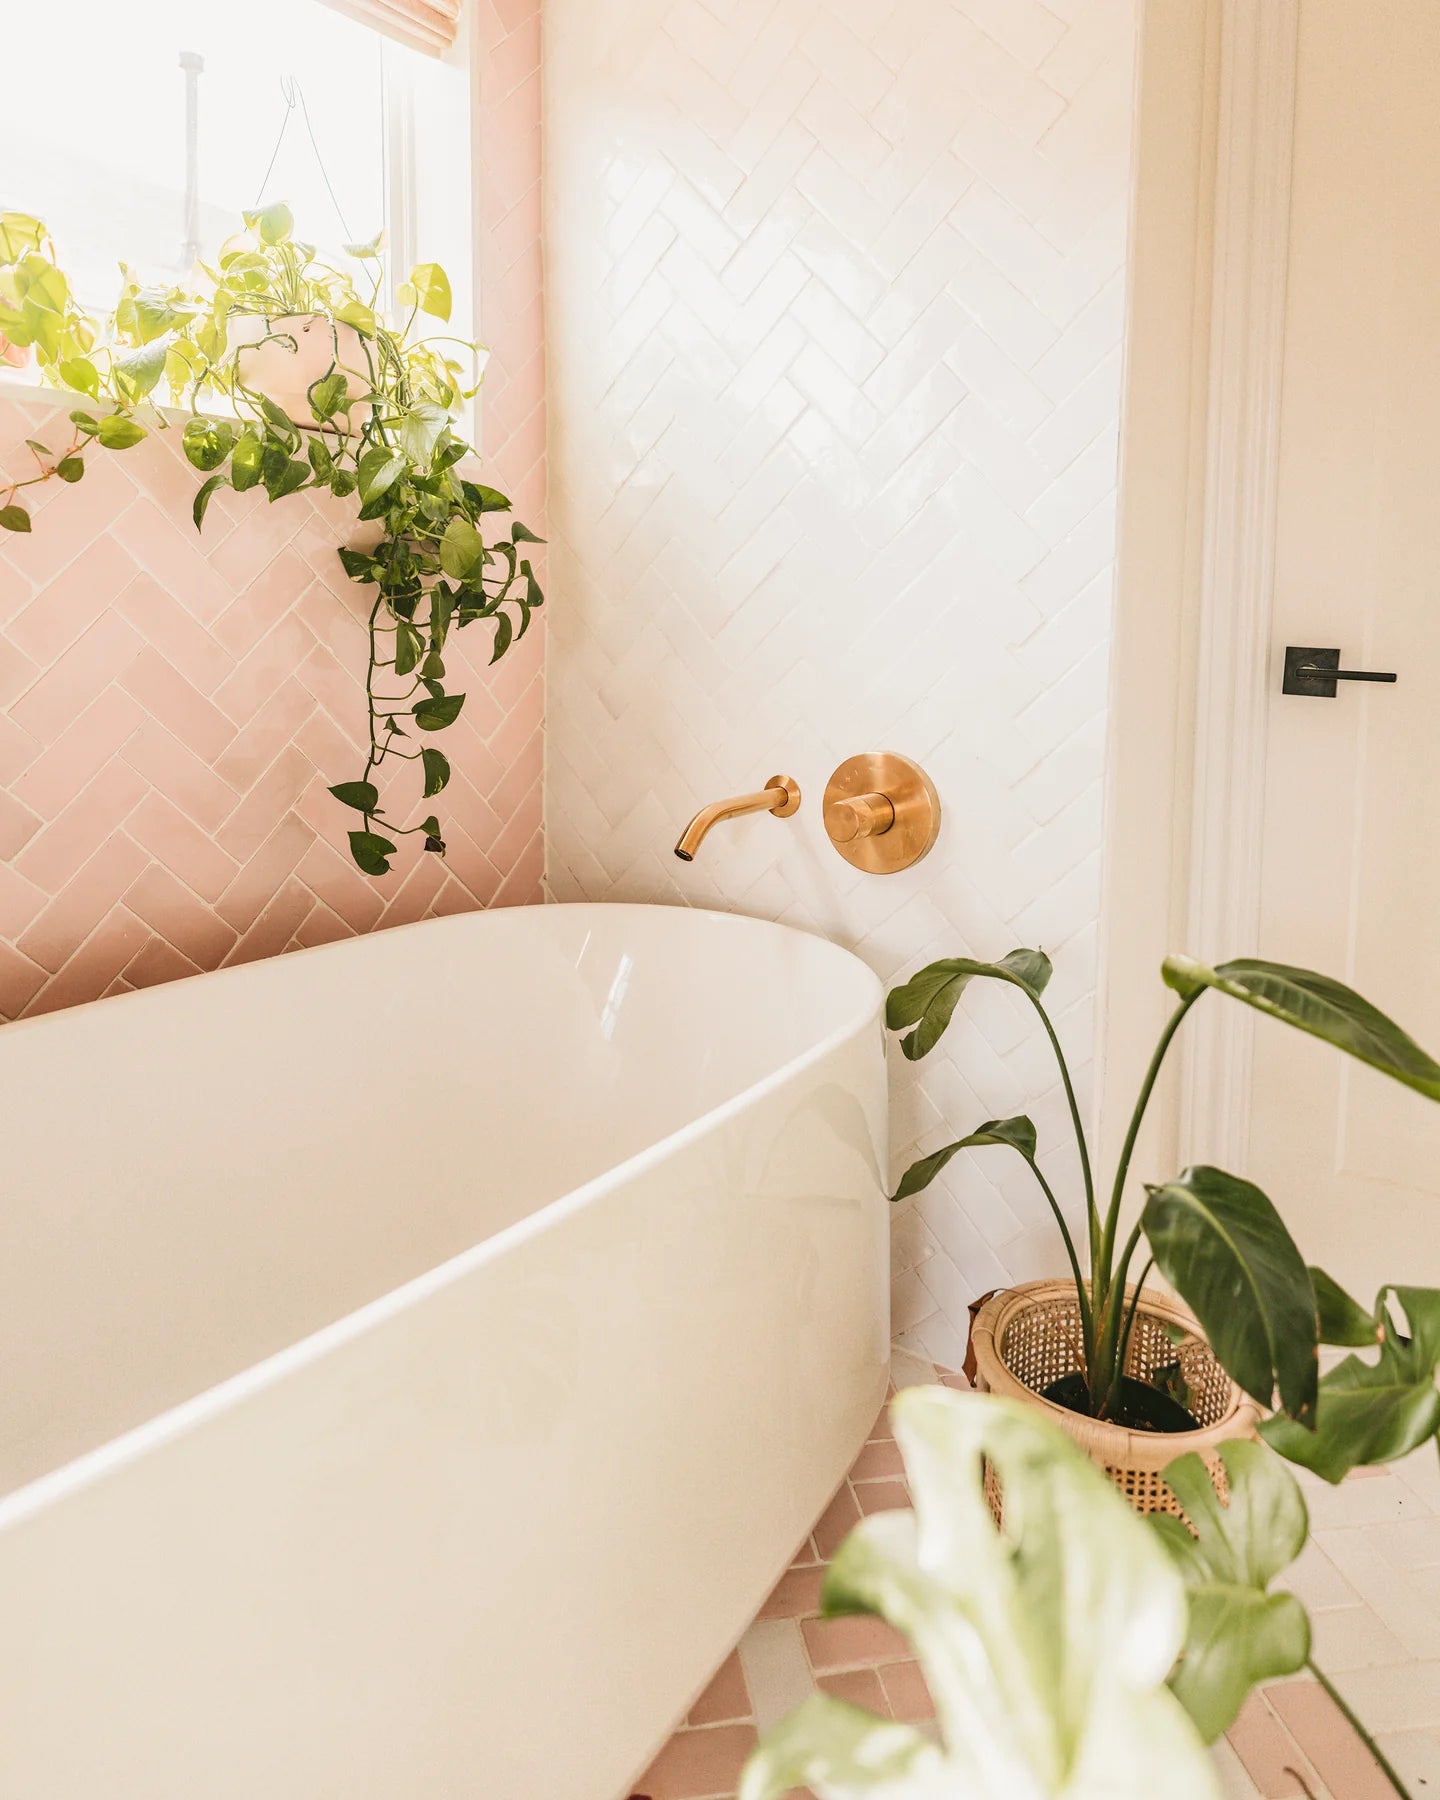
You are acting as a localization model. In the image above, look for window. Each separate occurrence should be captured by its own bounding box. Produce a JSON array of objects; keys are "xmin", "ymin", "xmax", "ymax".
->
[{"xmin": 0, "ymin": 0, "xmax": 470, "ymax": 331}]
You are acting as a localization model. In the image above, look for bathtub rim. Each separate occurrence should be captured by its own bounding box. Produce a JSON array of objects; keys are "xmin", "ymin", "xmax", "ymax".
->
[{"xmin": 0, "ymin": 904, "xmax": 884, "ymax": 1533}]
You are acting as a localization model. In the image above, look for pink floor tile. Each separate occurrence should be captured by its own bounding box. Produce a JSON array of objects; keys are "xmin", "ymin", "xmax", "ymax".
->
[
  {"xmin": 1226, "ymin": 1693, "xmax": 1321, "ymax": 1798},
  {"xmin": 848, "ymin": 1439, "xmax": 906, "ymax": 1483},
  {"xmin": 687, "ymin": 1650, "xmax": 750, "ymax": 1727},
  {"xmin": 758, "ymin": 1564, "xmax": 826, "ymax": 1620},
  {"xmin": 812, "ymin": 1482, "xmax": 862, "ymax": 1562},
  {"xmin": 1265, "ymin": 1680, "xmax": 1398, "ymax": 1799},
  {"xmin": 856, "ymin": 1478, "xmax": 909, "ymax": 1516},
  {"xmin": 879, "ymin": 1660, "xmax": 936, "ymax": 1723},
  {"xmin": 818, "ymin": 1666, "xmax": 890, "ymax": 1716},
  {"xmin": 801, "ymin": 1613, "xmax": 911, "ymax": 1673},
  {"xmin": 635, "ymin": 1723, "xmax": 758, "ymax": 1800}
]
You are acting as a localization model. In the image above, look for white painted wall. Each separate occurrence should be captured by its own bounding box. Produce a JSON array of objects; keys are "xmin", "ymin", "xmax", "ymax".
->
[{"xmin": 542, "ymin": 0, "xmax": 1140, "ymax": 1362}]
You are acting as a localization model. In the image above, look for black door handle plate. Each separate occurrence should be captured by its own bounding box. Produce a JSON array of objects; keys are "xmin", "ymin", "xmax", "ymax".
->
[{"xmin": 1282, "ymin": 646, "xmax": 1398, "ymax": 698}]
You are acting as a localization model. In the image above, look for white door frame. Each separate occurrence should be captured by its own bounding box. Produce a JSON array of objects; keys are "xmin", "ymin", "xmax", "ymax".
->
[{"xmin": 1095, "ymin": 0, "xmax": 1301, "ymax": 1179}]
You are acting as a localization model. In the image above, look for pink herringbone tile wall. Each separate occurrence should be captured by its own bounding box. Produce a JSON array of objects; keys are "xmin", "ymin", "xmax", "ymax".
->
[{"xmin": 0, "ymin": 2, "xmax": 546, "ymax": 1025}]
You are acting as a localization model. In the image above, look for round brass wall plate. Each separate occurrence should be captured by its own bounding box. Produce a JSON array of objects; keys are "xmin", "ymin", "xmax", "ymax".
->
[{"xmin": 823, "ymin": 753, "xmax": 941, "ymax": 874}]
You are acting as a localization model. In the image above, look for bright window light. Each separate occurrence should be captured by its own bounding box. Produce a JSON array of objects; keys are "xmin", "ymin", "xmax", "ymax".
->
[{"xmin": 0, "ymin": 0, "xmax": 443, "ymax": 308}]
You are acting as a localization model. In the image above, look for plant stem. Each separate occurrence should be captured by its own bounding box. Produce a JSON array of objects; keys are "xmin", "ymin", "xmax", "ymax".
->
[
  {"xmin": 1306, "ymin": 1661, "xmax": 1413, "ymax": 1799},
  {"xmin": 1113, "ymin": 1255, "xmax": 1153, "ymax": 1385},
  {"xmin": 1090, "ymin": 1223, "xmax": 1147, "ymax": 1415},
  {"xmin": 1028, "ymin": 1159, "xmax": 1094, "ymax": 1368},
  {"xmin": 1095, "ymin": 992, "xmax": 1201, "ymax": 1301},
  {"xmin": 1023, "ymin": 991, "xmax": 1097, "ymax": 1267}
]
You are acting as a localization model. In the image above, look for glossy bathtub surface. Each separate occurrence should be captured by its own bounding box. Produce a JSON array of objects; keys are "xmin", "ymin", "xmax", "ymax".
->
[
  {"xmin": 0, "ymin": 902, "xmax": 880, "ymax": 1499},
  {"xmin": 0, "ymin": 904, "xmax": 889, "ymax": 1800}
]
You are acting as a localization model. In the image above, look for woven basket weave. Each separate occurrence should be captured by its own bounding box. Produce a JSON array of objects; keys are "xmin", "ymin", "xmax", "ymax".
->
[{"xmin": 970, "ymin": 1280, "xmax": 1261, "ymax": 1517}]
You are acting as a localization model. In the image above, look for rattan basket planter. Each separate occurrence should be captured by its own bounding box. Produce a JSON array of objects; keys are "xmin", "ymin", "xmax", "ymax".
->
[{"xmin": 970, "ymin": 1279, "xmax": 1261, "ymax": 1516}]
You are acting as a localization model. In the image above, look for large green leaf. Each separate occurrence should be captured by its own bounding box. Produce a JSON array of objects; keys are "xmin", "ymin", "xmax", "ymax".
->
[
  {"xmin": 1151, "ymin": 1441, "xmax": 1311, "ymax": 1741},
  {"xmin": 1261, "ymin": 1286, "xmax": 1440, "ymax": 1482},
  {"xmin": 399, "ymin": 261, "xmax": 452, "ymax": 322},
  {"xmin": 892, "ymin": 1116, "xmax": 1037, "ymax": 1202},
  {"xmin": 1142, "ymin": 1167, "xmax": 1317, "ymax": 1423},
  {"xmin": 742, "ymin": 1390, "xmax": 1216, "ymax": 1800},
  {"xmin": 356, "ymin": 444, "xmax": 405, "ymax": 505},
  {"xmin": 439, "ymin": 515, "xmax": 484, "ymax": 580},
  {"xmin": 1162, "ymin": 957, "xmax": 1440, "ymax": 1101},
  {"xmin": 96, "ymin": 413, "xmax": 147, "ymax": 450},
  {"xmin": 886, "ymin": 950, "xmax": 1053, "ymax": 1062},
  {"xmin": 1311, "ymin": 1267, "xmax": 1380, "ymax": 1348}
]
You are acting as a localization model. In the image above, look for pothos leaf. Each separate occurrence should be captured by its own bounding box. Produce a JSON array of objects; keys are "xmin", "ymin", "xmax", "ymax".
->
[
  {"xmin": 490, "ymin": 611, "xmax": 513, "ymax": 663},
  {"xmin": 421, "ymin": 748, "xmax": 451, "ymax": 797},
  {"xmin": 253, "ymin": 201, "xmax": 294, "ymax": 246},
  {"xmin": 413, "ymin": 692, "xmax": 465, "ymax": 731},
  {"xmin": 182, "ymin": 416, "xmax": 234, "ymax": 472},
  {"xmin": 96, "ymin": 413, "xmax": 147, "ymax": 450},
  {"xmin": 338, "ymin": 546, "xmax": 376, "ymax": 582},
  {"xmin": 0, "ymin": 504, "xmax": 32, "ymax": 533},
  {"xmin": 348, "ymin": 830, "xmax": 396, "ymax": 876},
  {"xmin": 357, "ymin": 444, "xmax": 404, "ymax": 505},
  {"xmin": 192, "ymin": 473, "xmax": 226, "ymax": 531},
  {"xmin": 394, "ymin": 622, "xmax": 424, "ymax": 676},
  {"xmin": 307, "ymin": 369, "xmax": 349, "ymax": 422},
  {"xmin": 439, "ymin": 515, "xmax": 484, "ymax": 580},
  {"xmin": 329, "ymin": 781, "xmax": 380, "ymax": 814},
  {"xmin": 230, "ymin": 431, "xmax": 264, "ymax": 492},
  {"xmin": 400, "ymin": 261, "xmax": 452, "ymax": 322}
]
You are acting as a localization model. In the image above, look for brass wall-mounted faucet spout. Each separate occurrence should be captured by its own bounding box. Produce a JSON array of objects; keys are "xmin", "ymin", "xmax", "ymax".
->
[{"xmin": 674, "ymin": 775, "xmax": 801, "ymax": 861}]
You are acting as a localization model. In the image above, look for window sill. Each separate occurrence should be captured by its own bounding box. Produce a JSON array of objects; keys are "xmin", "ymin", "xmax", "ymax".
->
[{"xmin": 0, "ymin": 365, "xmax": 212, "ymax": 432}]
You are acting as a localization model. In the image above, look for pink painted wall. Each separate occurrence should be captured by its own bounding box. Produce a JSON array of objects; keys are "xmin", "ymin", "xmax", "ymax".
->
[{"xmin": 0, "ymin": 6, "xmax": 545, "ymax": 1024}]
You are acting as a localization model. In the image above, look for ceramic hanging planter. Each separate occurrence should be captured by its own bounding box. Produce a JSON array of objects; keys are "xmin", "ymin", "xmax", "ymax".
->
[{"xmin": 230, "ymin": 312, "xmax": 371, "ymax": 428}]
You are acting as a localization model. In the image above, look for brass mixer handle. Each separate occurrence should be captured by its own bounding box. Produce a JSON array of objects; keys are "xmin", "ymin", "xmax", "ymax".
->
[{"xmin": 829, "ymin": 791, "xmax": 896, "ymax": 844}]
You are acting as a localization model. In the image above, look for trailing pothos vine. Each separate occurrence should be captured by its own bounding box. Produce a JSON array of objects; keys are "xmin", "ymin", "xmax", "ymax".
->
[{"xmin": 0, "ymin": 204, "xmax": 542, "ymax": 877}]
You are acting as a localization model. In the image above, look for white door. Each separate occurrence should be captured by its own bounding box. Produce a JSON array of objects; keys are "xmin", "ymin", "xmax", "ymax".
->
[{"xmin": 1248, "ymin": 0, "xmax": 1440, "ymax": 1303}]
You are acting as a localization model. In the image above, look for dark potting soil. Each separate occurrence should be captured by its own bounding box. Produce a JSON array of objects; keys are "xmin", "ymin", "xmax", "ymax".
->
[{"xmin": 1042, "ymin": 1370, "xmax": 1201, "ymax": 1434}]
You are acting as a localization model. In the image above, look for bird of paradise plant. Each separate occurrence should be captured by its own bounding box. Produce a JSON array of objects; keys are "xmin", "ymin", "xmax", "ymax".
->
[{"xmin": 887, "ymin": 950, "xmax": 1440, "ymax": 1470}]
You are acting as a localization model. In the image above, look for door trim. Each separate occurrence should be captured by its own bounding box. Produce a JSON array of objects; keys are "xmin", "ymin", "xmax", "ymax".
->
[
  {"xmin": 1180, "ymin": 0, "xmax": 1299, "ymax": 1166},
  {"xmin": 1098, "ymin": 0, "xmax": 1299, "ymax": 1172}
]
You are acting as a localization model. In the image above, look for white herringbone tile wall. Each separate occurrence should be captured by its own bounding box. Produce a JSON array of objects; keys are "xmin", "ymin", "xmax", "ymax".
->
[{"xmin": 543, "ymin": 0, "xmax": 1139, "ymax": 1353}]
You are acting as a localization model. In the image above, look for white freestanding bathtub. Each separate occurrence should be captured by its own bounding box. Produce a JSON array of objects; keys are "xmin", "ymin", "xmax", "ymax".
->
[{"xmin": 0, "ymin": 903, "xmax": 888, "ymax": 1800}]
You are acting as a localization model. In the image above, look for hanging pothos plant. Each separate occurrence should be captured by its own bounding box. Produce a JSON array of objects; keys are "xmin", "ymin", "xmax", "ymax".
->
[{"xmin": 0, "ymin": 204, "xmax": 542, "ymax": 876}]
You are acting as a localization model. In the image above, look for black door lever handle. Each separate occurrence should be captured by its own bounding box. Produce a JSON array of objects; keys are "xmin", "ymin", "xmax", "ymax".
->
[{"xmin": 1282, "ymin": 646, "xmax": 1398, "ymax": 698}]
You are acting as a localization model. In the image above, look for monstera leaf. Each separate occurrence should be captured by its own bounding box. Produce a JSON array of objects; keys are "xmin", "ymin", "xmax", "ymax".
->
[
  {"xmin": 886, "ymin": 951, "xmax": 1053, "ymax": 1062},
  {"xmin": 740, "ymin": 1390, "xmax": 1216, "ymax": 1800},
  {"xmin": 1261, "ymin": 1286, "xmax": 1440, "ymax": 1482},
  {"xmin": 1162, "ymin": 957, "xmax": 1440, "ymax": 1100},
  {"xmin": 1141, "ymin": 1167, "xmax": 1318, "ymax": 1423},
  {"xmin": 892, "ymin": 1116, "xmax": 1038, "ymax": 1202},
  {"xmin": 1151, "ymin": 1441, "xmax": 1311, "ymax": 1741}
]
